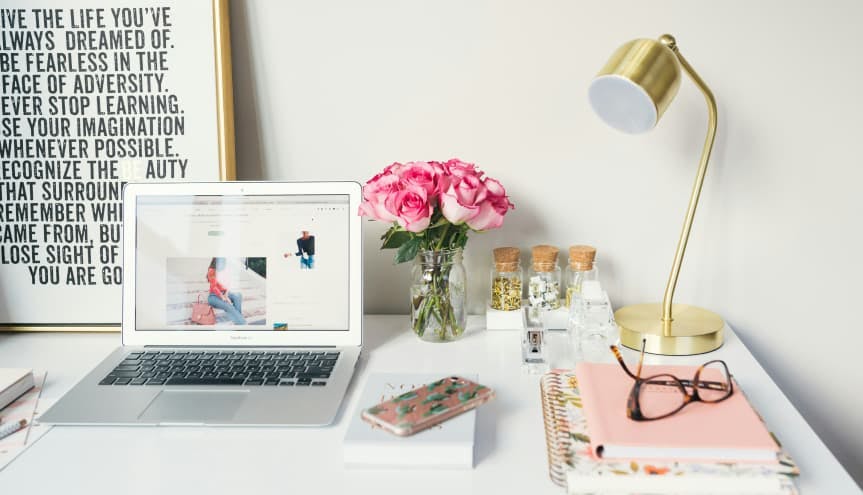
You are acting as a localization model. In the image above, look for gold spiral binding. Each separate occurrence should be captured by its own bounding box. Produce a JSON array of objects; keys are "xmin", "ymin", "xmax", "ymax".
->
[{"xmin": 540, "ymin": 371, "xmax": 572, "ymax": 488}]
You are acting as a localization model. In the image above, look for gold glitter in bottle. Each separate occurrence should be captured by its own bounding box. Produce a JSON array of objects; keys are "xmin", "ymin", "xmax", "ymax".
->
[{"xmin": 490, "ymin": 247, "xmax": 523, "ymax": 311}]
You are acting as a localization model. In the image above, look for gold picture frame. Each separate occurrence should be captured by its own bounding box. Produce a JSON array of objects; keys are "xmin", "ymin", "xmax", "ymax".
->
[{"xmin": 0, "ymin": 0, "xmax": 235, "ymax": 331}]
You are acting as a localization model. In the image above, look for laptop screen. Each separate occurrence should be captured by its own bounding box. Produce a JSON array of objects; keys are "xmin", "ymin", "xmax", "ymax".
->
[{"xmin": 134, "ymin": 194, "xmax": 350, "ymax": 331}]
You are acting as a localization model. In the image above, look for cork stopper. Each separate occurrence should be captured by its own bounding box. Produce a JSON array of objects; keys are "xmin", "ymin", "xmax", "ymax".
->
[
  {"xmin": 493, "ymin": 247, "xmax": 521, "ymax": 271},
  {"xmin": 568, "ymin": 245, "xmax": 596, "ymax": 270},
  {"xmin": 531, "ymin": 245, "xmax": 559, "ymax": 272}
]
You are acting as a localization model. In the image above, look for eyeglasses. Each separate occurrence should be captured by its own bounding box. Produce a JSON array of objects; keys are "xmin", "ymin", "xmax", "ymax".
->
[{"xmin": 610, "ymin": 340, "xmax": 734, "ymax": 421}]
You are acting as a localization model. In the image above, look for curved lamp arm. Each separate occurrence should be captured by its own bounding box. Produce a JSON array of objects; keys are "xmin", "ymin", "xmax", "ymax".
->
[{"xmin": 660, "ymin": 37, "xmax": 718, "ymax": 336}]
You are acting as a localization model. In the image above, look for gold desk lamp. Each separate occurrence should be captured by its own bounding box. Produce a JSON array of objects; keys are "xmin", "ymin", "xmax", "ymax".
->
[{"xmin": 588, "ymin": 34, "xmax": 723, "ymax": 355}]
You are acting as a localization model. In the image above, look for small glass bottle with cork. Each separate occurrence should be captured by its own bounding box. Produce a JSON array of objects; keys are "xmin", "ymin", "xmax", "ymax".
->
[
  {"xmin": 490, "ymin": 247, "xmax": 522, "ymax": 312},
  {"xmin": 527, "ymin": 245, "xmax": 561, "ymax": 312},
  {"xmin": 565, "ymin": 245, "xmax": 598, "ymax": 307}
]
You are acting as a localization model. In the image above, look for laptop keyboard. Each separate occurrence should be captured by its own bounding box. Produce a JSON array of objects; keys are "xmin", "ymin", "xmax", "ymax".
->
[{"xmin": 99, "ymin": 350, "xmax": 339, "ymax": 387}]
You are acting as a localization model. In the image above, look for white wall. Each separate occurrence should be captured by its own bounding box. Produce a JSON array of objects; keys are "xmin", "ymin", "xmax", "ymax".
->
[{"xmin": 229, "ymin": 0, "xmax": 863, "ymax": 484}]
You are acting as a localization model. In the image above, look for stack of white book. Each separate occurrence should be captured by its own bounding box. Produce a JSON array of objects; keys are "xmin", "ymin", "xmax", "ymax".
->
[{"xmin": 343, "ymin": 372, "xmax": 477, "ymax": 469}]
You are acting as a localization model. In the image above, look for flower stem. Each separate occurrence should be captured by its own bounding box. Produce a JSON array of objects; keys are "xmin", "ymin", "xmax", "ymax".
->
[
  {"xmin": 411, "ymin": 249, "xmax": 464, "ymax": 341},
  {"xmin": 436, "ymin": 224, "xmax": 450, "ymax": 250}
]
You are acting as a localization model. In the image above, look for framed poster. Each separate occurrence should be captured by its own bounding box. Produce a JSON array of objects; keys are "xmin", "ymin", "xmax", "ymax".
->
[{"xmin": 0, "ymin": 0, "xmax": 236, "ymax": 331}]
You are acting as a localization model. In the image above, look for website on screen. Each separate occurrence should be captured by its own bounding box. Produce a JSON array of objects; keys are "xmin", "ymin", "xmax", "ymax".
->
[{"xmin": 135, "ymin": 195, "xmax": 349, "ymax": 331}]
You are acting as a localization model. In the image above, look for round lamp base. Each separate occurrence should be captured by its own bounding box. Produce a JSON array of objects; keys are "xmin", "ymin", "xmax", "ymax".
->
[{"xmin": 615, "ymin": 303, "xmax": 724, "ymax": 356}]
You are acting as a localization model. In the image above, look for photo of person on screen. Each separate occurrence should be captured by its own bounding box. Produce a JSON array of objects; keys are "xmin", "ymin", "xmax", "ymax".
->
[
  {"xmin": 206, "ymin": 257, "xmax": 247, "ymax": 324},
  {"xmin": 284, "ymin": 230, "xmax": 315, "ymax": 269}
]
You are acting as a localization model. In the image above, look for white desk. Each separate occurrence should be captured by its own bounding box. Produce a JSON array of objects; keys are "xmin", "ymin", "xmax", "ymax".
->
[{"xmin": 0, "ymin": 316, "xmax": 858, "ymax": 494}]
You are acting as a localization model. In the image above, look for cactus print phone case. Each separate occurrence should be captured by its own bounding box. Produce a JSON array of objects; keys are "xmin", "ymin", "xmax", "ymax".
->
[{"xmin": 361, "ymin": 376, "xmax": 495, "ymax": 436}]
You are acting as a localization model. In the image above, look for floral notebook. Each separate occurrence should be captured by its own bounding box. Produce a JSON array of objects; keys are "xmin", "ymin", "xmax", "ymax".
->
[{"xmin": 540, "ymin": 370, "xmax": 799, "ymax": 495}]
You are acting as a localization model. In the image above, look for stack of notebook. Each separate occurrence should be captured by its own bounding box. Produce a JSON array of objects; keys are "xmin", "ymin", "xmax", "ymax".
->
[{"xmin": 540, "ymin": 364, "xmax": 799, "ymax": 495}]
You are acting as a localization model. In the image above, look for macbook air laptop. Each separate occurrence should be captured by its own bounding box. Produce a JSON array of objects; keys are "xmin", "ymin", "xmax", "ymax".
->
[{"xmin": 40, "ymin": 181, "xmax": 363, "ymax": 426}]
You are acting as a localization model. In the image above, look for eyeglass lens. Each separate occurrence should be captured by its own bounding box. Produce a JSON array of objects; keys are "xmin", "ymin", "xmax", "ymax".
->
[
  {"xmin": 695, "ymin": 361, "xmax": 732, "ymax": 402},
  {"xmin": 637, "ymin": 364, "xmax": 733, "ymax": 419},
  {"xmin": 637, "ymin": 374, "xmax": 687, "ymax": 419}
]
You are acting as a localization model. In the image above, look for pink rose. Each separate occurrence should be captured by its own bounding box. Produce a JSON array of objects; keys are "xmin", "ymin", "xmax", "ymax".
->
[
  {"xmin": 466, "ymin": 177, "xmax": 514, "ymax": 231},
  {"xmin": 358, "ymin": 172, "xmax": 402, "ymax": 222},
  {"xmin": 428, "ymin": 161, "xmax": 447, "ymax": 176},
  {"xmin": 359, "ymin": 158, "xmax": 514, "ymax": 234},
  {"xmin": 483, "ymin": 177, "xmax": 506, "ymax": 197},
  {"xmin": 438, "ymin": 158, "xmax": 483, "ymax": 201},
  {"xmin": 467, "ymin": 195, "xmax": 513, "ymax": 231},
  {"xmin": 397, "ymin": 161, "xmax": 440, "ymax": 199},
  {"xmin": 385, "ymin": 185, "xmax": 433, "ymax": 232},
  {"xmin": 443, "ymin": 158, "xmax": 481, "ymax": 179},
  {"xmin": 382, "ymin": 161, "xmax": 404, "ymax": 175},
  {"xmin": 440, "ymin": 173, "xmax": 487, "ymax": 224}
]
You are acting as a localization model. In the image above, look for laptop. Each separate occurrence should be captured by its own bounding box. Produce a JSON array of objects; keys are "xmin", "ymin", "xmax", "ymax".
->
[{"xmin": 40, "ymin": 181, "xmax": 363, "ymax": 426}]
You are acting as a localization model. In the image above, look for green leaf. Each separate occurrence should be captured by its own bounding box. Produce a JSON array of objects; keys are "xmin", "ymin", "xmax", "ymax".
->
[
  {"xmin": 394, "ymin": 237, "xmax": 422, "ymax": 264},
  {"xmin": 460, "ymin": 390, "xmax": 481, "ymax": 403},
  {"xmin": 366, "ymin": 406, "xmax": 386, "ymax": 415},
  {"xmin": 381, "ymin": 229, "xmax": 413, "ymax": 249},
  {"xmin": 392, "ymin": 391, "xmax": 418, "ymax": 403},
  {"xmin": 396, "ymin": 404, "xmax": 415, "ymax": 419},
  {"xmin": 423, "ymin": 403, "xmax": 449, "ymax": 417},
  {"xmin": 427, "ymin": 217, "xmax": 450, "ymax": 230},
  {"xmin": 454, "ymin": 229, "xmax": 470, "ymax": 249},
  {"xmin": 570, "ymin": 432, "xmax": 591, "ymax": 444},
  {"xmin": 422, "ymin": 393, "xmax": 448, "ymax": 404},
  {"xmin": 444, "ymin": 383, "xmax": 465, "ymax": 395},
  {"xmin": 427, "ymin": 379, "xmax": 446, "ymax": 391}
]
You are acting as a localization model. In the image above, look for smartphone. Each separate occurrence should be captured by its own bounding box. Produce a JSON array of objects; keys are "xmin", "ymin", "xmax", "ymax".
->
[{"xmin": 361, "ymin": 376, "xmax": 495, "ymax": 436}]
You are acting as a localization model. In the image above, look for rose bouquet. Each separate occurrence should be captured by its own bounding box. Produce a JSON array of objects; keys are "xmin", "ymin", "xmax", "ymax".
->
[{"xmin": 359, "ymin": 159, "xmax": 514, "ymax": 341}]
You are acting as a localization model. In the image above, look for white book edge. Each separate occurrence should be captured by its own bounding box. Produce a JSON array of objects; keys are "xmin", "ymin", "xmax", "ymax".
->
[
  {"xmin": 0, "ymin": 369, "xmax": 35, "ymax": 411},
  {"xmin": 567, "ymin": 471, "xmax": 787, "ymax": 495},
  {"xmin": 344, "ymin": 442, "xmax": 474, "ymax": 469},
  {"xmin": 601, "ymin": 445, "xmax": 778, "ymax": 463}
]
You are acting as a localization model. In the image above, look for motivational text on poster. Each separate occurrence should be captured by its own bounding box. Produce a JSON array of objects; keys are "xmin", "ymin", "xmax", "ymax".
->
[{"xmin": 0, "ymin": 6, "xmax": 192, "ymax": 288}]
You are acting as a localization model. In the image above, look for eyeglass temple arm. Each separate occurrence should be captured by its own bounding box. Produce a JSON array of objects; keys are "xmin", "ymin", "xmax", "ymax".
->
[
  {"xmin": 612, "ymin": 341, "xmax": 726, "ymax": 389},
  {"xmin": 610, "ymin": 345, "xmax": 638, "ymax": 380},
  {"xmin": 636, "ymin": 339, "xmax": 646, "ymax": 379}
]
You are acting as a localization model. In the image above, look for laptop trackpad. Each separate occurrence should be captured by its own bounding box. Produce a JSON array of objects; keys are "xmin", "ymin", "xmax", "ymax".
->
[{"xmin": 139, "ymin": 390, "xmax": 248, "ymax": 423}]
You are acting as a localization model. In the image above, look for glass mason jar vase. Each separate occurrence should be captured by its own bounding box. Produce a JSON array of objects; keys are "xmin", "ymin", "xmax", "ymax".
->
[{"xmin": 410, "ymin": 249, "xmax": 467, "ymax": 342}]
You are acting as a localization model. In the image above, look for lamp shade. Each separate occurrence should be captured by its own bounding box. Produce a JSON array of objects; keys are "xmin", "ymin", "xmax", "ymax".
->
[{"xmin": 588, "ymin": 38, "xmax": 681, "ymax": 134}]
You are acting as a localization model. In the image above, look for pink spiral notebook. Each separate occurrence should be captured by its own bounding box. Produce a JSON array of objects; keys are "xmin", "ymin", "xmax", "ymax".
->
[
  {"xmin": 539, "ymin": 370, "xmax": 799, "ymax": 494},
  {"xmin": 575, "ymin": 362, "xmax": 780, "ymax": 463}
]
